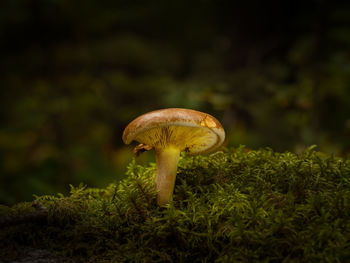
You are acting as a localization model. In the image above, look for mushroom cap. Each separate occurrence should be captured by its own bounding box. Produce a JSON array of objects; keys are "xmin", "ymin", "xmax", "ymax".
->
[{"xmin": 122, "ymin": 108, "xmax": 225, "ymax": 155}]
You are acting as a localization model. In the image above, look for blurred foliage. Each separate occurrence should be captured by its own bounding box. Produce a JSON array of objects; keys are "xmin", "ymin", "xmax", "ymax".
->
[
  {"xmin": 1, "ymin": 147, "xmax": 350, "ymax": 262},
  {"xmin": 1, "ymin": 0, "xmax": 350, "ymax": 204}
]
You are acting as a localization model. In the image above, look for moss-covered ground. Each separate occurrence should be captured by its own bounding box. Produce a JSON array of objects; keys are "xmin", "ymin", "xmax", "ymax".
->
[{"xmin": 1, "ymin": 146, "xmax": 350, "ymax": 262}]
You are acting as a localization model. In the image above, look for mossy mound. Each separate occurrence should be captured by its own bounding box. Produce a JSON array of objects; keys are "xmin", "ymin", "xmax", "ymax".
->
[{"xmin": 1, "ymin": 146, "xmax": 350, "ymax": 262}]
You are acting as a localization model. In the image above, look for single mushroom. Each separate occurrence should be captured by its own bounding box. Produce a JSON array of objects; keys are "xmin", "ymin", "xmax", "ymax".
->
[{"xmin": 122, "ymin": 108, "xmax": 225, "ymax": 206}]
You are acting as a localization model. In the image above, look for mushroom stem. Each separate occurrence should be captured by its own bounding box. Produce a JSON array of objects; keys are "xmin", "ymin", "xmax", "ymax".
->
[{"xmin": 155, "ymin": 147, "xmax": 181, "ymax": 206}]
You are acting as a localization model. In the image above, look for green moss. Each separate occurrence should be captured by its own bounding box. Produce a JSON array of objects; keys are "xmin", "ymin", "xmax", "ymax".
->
[{"xmin": 1, "ymin": 146, "xmax": 350, "ymax": 262}]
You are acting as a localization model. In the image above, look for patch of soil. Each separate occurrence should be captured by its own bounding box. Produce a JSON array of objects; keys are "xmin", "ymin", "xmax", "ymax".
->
[{"xmin": 1, "ymin": 246, "xmax": 74, "ymax": 263}]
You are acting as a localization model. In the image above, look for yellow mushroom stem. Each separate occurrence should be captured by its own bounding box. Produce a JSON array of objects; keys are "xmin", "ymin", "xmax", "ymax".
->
[{"xmin": 155, "ymin": 146, "xmax": 181, "ymax": 206}]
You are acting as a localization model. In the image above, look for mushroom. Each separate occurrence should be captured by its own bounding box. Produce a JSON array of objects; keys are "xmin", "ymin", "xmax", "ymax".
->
[{"xmin": 122, "ymin": 108, "xmax": 225, "ymax": 206}]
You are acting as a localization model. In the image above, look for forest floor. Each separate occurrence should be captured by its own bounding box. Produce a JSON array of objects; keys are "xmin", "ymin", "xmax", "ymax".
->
[{"xmin": 1, "ymin": 246, "xmax": 73, "ymax": 263}]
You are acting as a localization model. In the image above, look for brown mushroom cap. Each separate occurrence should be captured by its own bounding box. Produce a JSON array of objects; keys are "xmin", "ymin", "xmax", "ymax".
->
[{"xmin": 122, "ymin": 108, "xmax": 225, "ymax": 155}]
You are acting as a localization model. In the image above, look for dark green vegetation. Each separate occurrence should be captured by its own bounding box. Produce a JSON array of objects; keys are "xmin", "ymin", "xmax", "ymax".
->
[
  {"xmin": 1, "ymin": 1, "xmax": 350, "ymax": 204},
  {"xmin": 1, "ymin": 147, "xmax": 349, "ymax": 262}
]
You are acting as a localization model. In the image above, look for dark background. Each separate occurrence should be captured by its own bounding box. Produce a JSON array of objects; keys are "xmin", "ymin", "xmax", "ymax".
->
[{"xmin": 1, "ymin": 0, "xmax": 350, "ymax": 205}]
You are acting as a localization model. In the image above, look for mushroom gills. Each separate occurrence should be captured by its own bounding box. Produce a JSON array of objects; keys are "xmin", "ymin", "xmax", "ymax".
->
[{"xmin": 134, "ymin": 126, "xmax": 218, "ymax": 154}]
